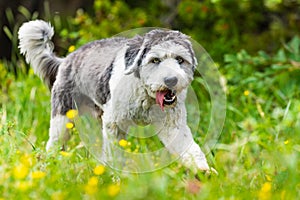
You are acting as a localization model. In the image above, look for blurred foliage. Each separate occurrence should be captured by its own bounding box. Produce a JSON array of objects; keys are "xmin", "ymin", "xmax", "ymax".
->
[
  {"xmin": 58, "ymin": 0, "xmax": 154, "ymax": 51},
  {"xmin": 222, "ymin": 35, "xmax": 300, "ymax": 149},
  {"xmin": 2, "ymin": 0, "xmax": 300, "ymax": 75},
  {"xmin": 56, "ymin": 0, "xmax": 300, "ymax": 62},
  {"xmin": 225, "ymin": 36, "xmax": 300, "ymax": 109}
]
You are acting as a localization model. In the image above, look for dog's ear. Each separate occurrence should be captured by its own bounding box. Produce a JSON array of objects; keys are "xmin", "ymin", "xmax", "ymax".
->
[
  {"xmin": 124, "ymin": 47, "xmax": 142, "ymax": 75},
  {"xmin": 124, "ymin": 36, "xmax": 148, "ymax": 75}
]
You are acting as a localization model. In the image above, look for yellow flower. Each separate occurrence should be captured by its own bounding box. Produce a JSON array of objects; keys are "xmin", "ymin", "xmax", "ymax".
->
[
  {"xmin": 258, "ymin": 182, "xmax": 272, "ymax": 200},
  {"xmin": 107, "ymin": 184, "xmax": 120, "ymax": 197},
  {"xmin": 244, "ymin": 90, "xmax": 250, "ymax": 96},
  {"xmin": 284, "ymin": 140, "xmax": 289, "ymax": 145},
  {"xmin": 119, "ymin": 139, "xmax": 128, "ymax": 147},
  {"xmin": 13, "ymin": 164, "xmax": 29, "ymax": 179},
  {"xmin": 31, "ymin": 171, "xmax": 46, "ymax": 179},
  {"xmin": 261, "ymin": 182, "xmax": 271, "ymax": 192},
  {"xmin": 93, "ymin": 165, "xmax": 105, "ymax": 175},
  {"xmin": 66, "ymin": 122, "xmax": 74, "ymax": 129},
  {"xmin": 84, "ymin": 185, "xmax": 97, "ymax": 195},
  {"xmin": 88, "ymin": 176, "xmax": 98, "ymax": 186},
  {"xmin": 60, "ymin": 151, "xmax": 71, "ymax": 157},
  {"xmin": 16, "ymin": 181, "xmax": 32, "ymax": 191},
  {"xmin": 66, "ymin": 109, "xmax": 78, "ymax": 119},
  {"xmin": 20, "ymin": 154, "xmax": 33, "ymax": 167},
  {"xmin": 68, "ymin": 45, "xmax": 76, "ymax": 53},
  {"xmin": 84, "ymin": 176, "xmax": 98, "ymax": 195}
]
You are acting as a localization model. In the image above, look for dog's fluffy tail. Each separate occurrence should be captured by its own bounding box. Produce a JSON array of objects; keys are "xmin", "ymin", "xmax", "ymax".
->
[{"xmin": 18, "ymin": 20, "xmax": 63, "ymax": 89}]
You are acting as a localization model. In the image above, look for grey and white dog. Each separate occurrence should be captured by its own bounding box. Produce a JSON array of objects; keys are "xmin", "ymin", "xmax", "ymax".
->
[{"xmin": 18, "ymin": 20, "xmax": 213, "ymax": 172}]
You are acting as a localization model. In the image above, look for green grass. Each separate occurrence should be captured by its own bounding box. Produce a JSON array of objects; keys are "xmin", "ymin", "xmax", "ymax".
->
[{"xmin": 1, "ymin": 43, "xmax": 300, "ymax": 200}]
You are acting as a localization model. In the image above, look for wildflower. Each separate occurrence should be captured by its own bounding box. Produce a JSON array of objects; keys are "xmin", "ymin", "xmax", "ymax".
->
[
  {"xmin": 60, "ymin": 151, "xmax": 71, "ymax": 157},
  {"xmin": 13, "ymin": 164, "xmax": 29, "ymax": 179},
  {"xmin": 88, "ymin": 176, "xmax": 98, "ymax": 186},
  {"xmin": 16, "ymin": 181, "xmax": 32, "ymax": 191},
  {"xmin": 84, "ymin": 185, "xmax": 97, "ymax": 195},
  {"xmin": 244, "ymin": 90, "xmax": 250, "ymax": 96},
  {"xmin": 119, "ymin": 139, "xmax": 128, "ymax": 147},
  {"xmin": 68, "ymin": 45, "xmax": 76, "ymax": 53},
  {"xmin": 85, "ymin": 176, "xmax": 98, "ymax": 195},
  {"xmin": 93, "ymin": 165, "xmax": 105, "ymax": 175},
  {"xmin": 66, "ymin": 122, "xmax": 74, "ymax": 129},
  {"xmin": 261, "ymin": 182, "xmax": 271, "ymax": 192},
  {"xmin": 258, "ymin": 182, "xmax": 272, "ymax": 200},
  {"xmin": 20, "ymin": 153, "xmax": 33, "ymax": 167},
  {"xmin": 31, "ymin": 171, "xmax": 46, "ymax": 179},
  {"xmin": 66, "ymin": 109, "xmax": 78, "ymax": 119},
  {"xmin": 284, "ymin": 140, "xmax": 289, "ymax": 145},
  {"xmin": 107, "ymin": 184, "xmax": 120, "ymax": 197}
]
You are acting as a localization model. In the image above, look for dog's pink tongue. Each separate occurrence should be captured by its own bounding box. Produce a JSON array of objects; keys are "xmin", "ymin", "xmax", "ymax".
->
[{"xmin": 156, "ymin": 91, "xmax": 168, "ymax": 111}]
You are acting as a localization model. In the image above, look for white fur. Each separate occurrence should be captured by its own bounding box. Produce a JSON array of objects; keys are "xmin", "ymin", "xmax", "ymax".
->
[
  {"xmin": 46, "ymin": 115, "xmax": 69, "ymax": 151},
  {"xmin": 18, "ymin": 20, "xmax": 53, "ymax": 74}
]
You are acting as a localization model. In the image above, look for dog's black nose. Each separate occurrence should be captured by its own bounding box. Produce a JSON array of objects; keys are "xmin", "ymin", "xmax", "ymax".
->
[{"xmin": 164, "ymin": 76, "xmax": 178, "ymax": 88}]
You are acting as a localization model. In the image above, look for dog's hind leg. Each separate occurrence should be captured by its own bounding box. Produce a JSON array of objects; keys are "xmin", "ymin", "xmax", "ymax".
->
[
  {"xmin": 46, "ymin": 114, "xmax": 69, "ymax": 151},
  {"xmin": 46, "ymin": 84, "xmax": 74, "ymax": 151}
]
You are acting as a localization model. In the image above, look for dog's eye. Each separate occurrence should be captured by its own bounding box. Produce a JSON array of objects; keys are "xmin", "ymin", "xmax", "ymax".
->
[
  {"xmin": 176, "ymin": 56, "xmax": 184, "ymax": 64},
  {"xmin": 151, "ymin": 58, "xmax": 161, "ymax": 64}
]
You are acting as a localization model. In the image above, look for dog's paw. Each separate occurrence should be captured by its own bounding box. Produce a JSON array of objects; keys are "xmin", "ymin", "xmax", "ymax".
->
[
  {"xmin": 181, "ymin": 154, "xmax": 218, "ymax": 175},
  {"xmin": 204, "ymin": 167, "xmax": 218, "ymax": 176},
  {"xmin": 195, "ymin": 161, "xmax": 218, "ymax": 175}
]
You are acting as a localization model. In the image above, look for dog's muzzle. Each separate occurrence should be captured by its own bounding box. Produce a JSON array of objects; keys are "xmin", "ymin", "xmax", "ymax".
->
[{"xmin": 156, "ymin": 89, "xmax": 177, "ymax": 111}]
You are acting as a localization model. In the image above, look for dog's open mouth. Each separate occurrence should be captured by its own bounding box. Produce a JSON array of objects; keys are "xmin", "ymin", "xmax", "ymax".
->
[{"xmin": 156, "ymin": 89, "xmax": 177, "ymax": 111}]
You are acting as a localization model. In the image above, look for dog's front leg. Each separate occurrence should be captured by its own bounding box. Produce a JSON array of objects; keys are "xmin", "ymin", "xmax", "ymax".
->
[
  {"xmin": 158, "ymin": 124, "xmax": 211, "ymax": 173},
  {"xmin": 101, "ymin": 122, "xmax": 116, "ymax": 164},
  {"xmin": 101, "ymin": 120, "xmax": 127, "ymax": 165}
]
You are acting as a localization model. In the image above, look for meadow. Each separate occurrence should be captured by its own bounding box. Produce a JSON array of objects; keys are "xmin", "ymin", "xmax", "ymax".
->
[{"xmin": 1, "ymin": 0, "xmax": 300, "ymax": 199}]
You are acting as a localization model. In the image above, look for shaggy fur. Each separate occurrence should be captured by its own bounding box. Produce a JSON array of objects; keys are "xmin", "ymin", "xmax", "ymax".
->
[{"xmin": 18, "ymin": 20, "xmax": 212, "ymax": 172}]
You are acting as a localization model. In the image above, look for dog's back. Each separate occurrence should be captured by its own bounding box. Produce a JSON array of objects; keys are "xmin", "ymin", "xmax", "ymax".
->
[{"xmin": 18, "ymin": 20, "xmax": 127, "ymax": 92}]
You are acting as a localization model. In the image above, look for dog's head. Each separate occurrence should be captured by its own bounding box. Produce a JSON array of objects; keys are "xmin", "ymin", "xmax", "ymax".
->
[{"xmin": 124, "ymin": 30, "xmax": 197, "ymax": 111}]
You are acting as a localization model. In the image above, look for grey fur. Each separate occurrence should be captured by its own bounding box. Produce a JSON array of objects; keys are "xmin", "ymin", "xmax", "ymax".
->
[
  {"xmin": 124, "ymin": 35, "xmax": 143, "ymax": 68},
  {"xmin": 95, "ymin": 61, "xmax": 114, "ymax": 104},
  {"xmin": 50, "ymin": 37, "xmax": 127, "ymax": 116}
]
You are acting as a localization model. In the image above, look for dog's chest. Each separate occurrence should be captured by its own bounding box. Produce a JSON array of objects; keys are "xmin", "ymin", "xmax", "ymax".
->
[
  {"xmin": 110, "ymin": 86, "xmax": 164, "ymax": 127},
  {"xmin": 128, "ymin": 97, "xmax": 156, "ymax": 126}
]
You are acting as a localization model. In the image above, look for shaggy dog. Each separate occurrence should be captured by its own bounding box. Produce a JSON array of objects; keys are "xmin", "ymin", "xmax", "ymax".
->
[{"xmin": 18, "ymin": 20, "xmax": 213, "ymax": 172}]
